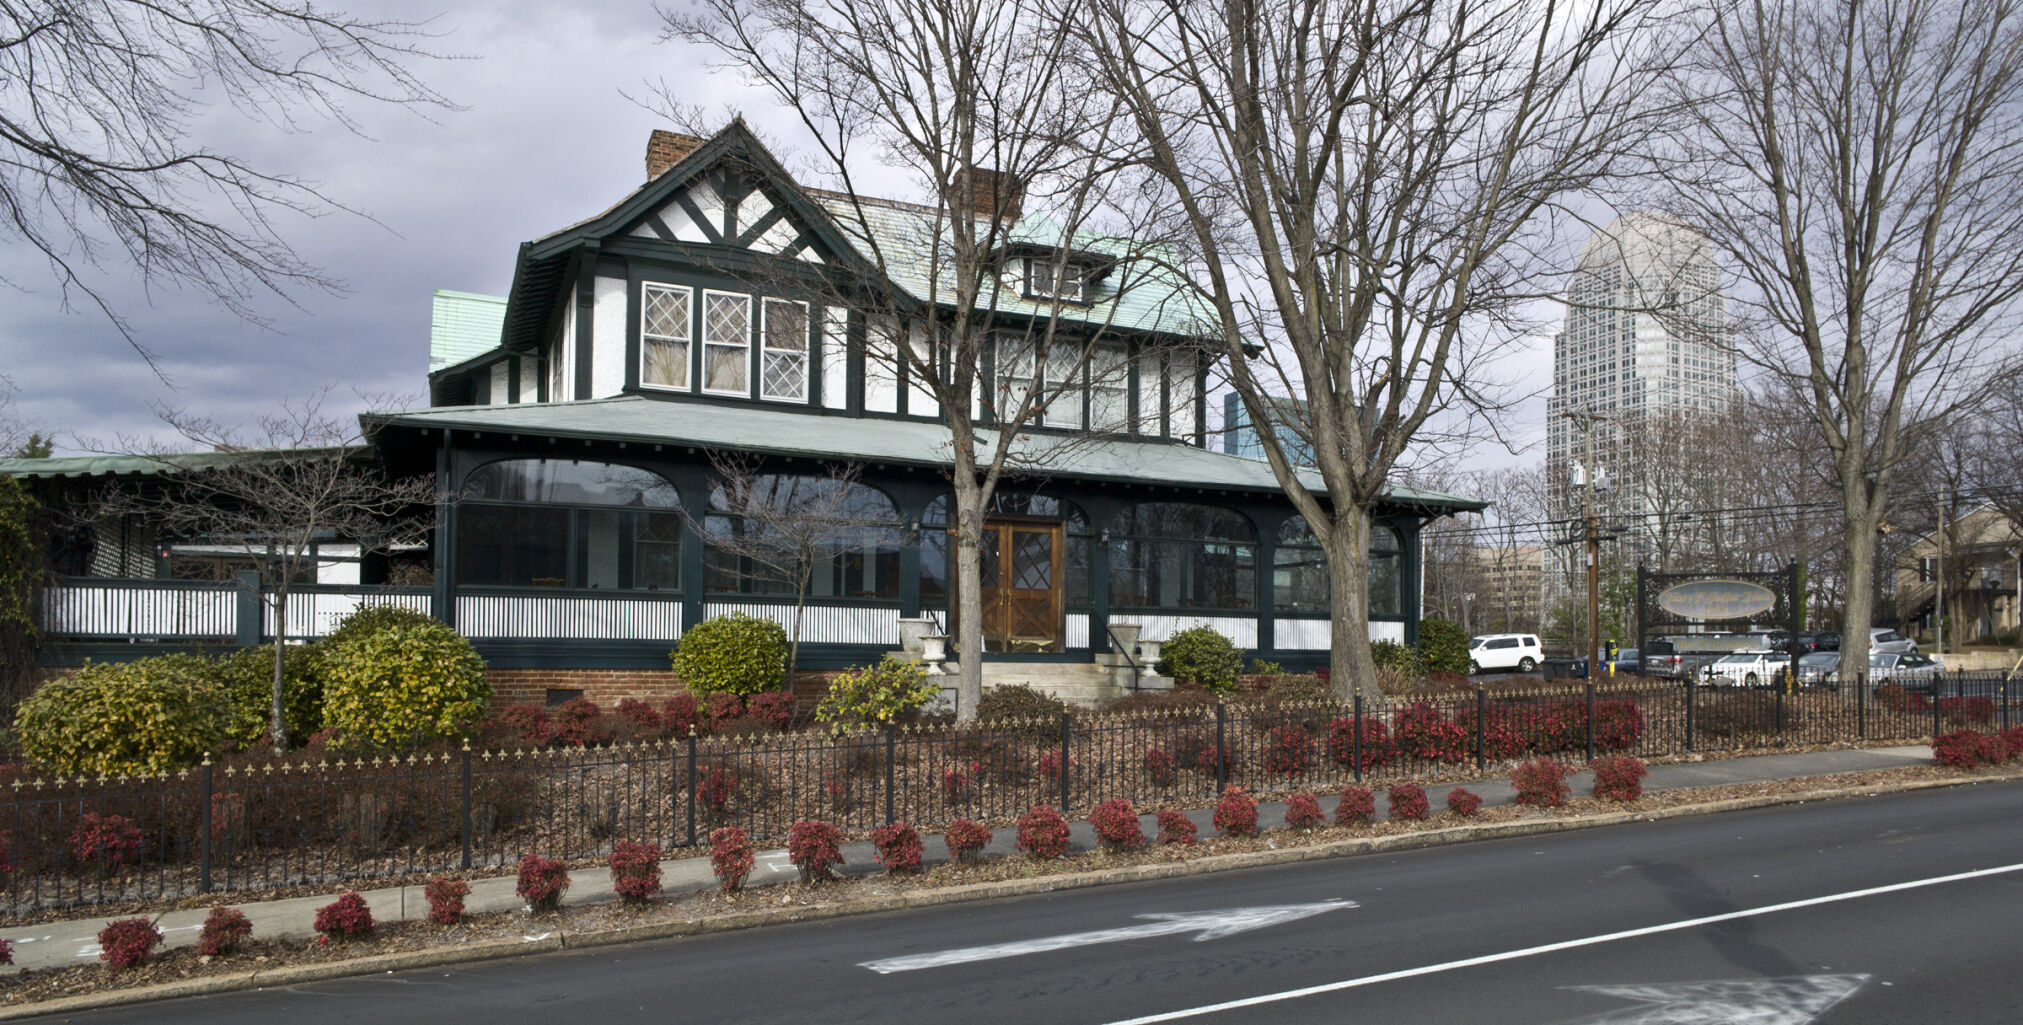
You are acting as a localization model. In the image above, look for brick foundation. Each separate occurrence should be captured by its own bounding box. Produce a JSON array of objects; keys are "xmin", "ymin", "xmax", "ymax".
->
[{"xmin": 486, "ymin": 667, "xmax": 840, "ymax": 711}]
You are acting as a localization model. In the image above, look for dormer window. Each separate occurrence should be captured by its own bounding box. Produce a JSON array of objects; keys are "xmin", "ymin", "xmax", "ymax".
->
[{"xmin": 1025, "ymin": 258, "xmax": 1088, "ymax": 303}]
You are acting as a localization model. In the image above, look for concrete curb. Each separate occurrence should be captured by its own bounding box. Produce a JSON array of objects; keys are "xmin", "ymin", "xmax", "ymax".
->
[{"xmin": 6, "ymin": 767, "xmax": 2018, "ymax": 1020}]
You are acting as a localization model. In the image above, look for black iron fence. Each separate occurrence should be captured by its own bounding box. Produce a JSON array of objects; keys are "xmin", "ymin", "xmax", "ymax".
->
[{"xmin": 3, "ymin": 671, "xmax": 2012, "ymax": 917}]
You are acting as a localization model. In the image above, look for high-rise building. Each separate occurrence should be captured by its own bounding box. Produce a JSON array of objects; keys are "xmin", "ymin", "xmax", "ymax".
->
[
  {"xmin": 1546, "ymin": 212, "xmax": 1738, "ymax": 536},
  {"xmin": 1222, "ymin": 393, "xmax": 1316, "ymax": 466}
]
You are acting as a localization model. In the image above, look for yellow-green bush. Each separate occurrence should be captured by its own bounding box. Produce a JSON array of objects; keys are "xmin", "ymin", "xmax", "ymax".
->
[
  {"xmin": 1156, "ymin": 626, "xmax": 1243, "ymax": 694},
  {"xmin": 15, "ymin": 655, "xmax": 232, "ymax": 775},
  {"xmin": 815, "ymin": 656, "xmax": 939, "ymax": 731},
  {"xmin": 320, "ymin": 610, "xmax": 488, "ymax": 750},
  {"xmin": 213, "ymin": 644, "xmax": 325, "ymax": 748},
  {"xmin": 670, "ymin": 612, "xmax": 787, "ymax": 697}
]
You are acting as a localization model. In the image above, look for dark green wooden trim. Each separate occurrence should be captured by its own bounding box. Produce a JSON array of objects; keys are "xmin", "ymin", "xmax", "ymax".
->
[
  {"xmin": 674, "ymin": 192, "xmax": 722, "ymax": 245},
  {"xmin": 573, "ymin": 245, "xmax": 598, "ymax": 401}
]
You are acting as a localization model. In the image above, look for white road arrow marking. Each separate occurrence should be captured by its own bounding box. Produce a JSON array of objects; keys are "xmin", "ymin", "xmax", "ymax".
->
[
  {"xmin": 859, "ymin": 900, "xmax": 1353, "ymax": 974},
  {"xmin": 1563, "ymin": 975, "xmax": 1870, "ymax": 1025}
]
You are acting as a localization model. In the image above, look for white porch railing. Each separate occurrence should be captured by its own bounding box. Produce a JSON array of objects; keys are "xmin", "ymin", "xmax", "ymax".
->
[
  {"xmin": 1107, "ymin": 613, "xmax": 1260, "ymax": 648},
  {"xmin": 265, "ymin": 589, "xmax": 432, "ymax": 640},
  {"xmin": 40, "ymin": 581, "xmax": 236, "ymax": 640},
  {"xmin": 455, "ymin": 593, "xmax": 683, "ymax": 640},
  {"xmin": 704, "ymin": 602, "xmax": 900, "ymax": 647}
]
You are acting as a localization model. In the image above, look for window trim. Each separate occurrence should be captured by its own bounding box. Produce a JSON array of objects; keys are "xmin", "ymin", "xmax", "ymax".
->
[
  {"xmin": 759, "ymin": 297, "xmax": 811, "ymax": 402},
  {"xmin": 700, "ymin": 289, "xmax": 753, "ymax": 398},
  {"xmin": 638, "ymin": 282, "xmax": 695, "ymax": 393}
]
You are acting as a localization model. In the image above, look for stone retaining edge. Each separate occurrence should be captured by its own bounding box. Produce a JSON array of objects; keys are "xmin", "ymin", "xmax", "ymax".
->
[{"xmin": 7, "ymin": 768, "xmax": 2017, "ymax": 1020}]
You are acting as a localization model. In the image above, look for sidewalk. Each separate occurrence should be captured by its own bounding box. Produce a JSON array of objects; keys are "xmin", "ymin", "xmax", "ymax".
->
[{"xmin": 0, "ymin": 744, "xmax": 1936, "ymax": 972}]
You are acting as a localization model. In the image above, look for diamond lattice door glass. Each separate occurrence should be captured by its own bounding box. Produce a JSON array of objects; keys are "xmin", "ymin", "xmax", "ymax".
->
[{"xmin": 981, "ymin": 521, "xmax": 1062, "ymax": 652}]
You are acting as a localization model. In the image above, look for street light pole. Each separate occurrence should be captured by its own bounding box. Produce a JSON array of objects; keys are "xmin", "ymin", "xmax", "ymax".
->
[{"xmin": 1562, "ymin": 408, "xmax": 1608, "ymax": 676}]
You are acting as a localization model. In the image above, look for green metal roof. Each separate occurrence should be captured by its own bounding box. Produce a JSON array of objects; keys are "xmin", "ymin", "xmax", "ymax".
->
[
  {"xmin": 430, "ymin": 290, "xmax": 508, "ymax": 371},
  {"xmin": 366, "ymin": 397, "xmax": 1482, "ymax": 511},
  {"xmin": 0, "ymin": 448, "xmax": 359, "ymax": 480}
]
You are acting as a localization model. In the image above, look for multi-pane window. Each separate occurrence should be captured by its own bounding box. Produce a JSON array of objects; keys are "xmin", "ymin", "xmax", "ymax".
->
[
  {"xmin": 640, "ymin": 284, "xmax": 691, "ymax": 389},
  {"xmin": 1109, "ymin": 502, "xmax": 1257, "ymax": 611},
  {"xmin": 1089, "ymin": 344, "xmax": 1130, "ymax": 432},
  {"xmin": 1045, "ymin": 345, "xmax": 1085, "ymax": 429},
  {"xmin": 1025, "ymin": 258, "xmax": 1086, "ymax": 302},
  {"xmin": 456, "ymin": 459, "xmax": 681, "ymax": 590},
  {"xmin": 761, "ymin": 298, "xmax": 809, "ymax": 401},
  {"xmin": 702, "ymin": 291, "xmax": 751, "ymax": 395},
  {"xmin": 994, "ymin": 333, "xmax": 1036, "ymax": 420}
]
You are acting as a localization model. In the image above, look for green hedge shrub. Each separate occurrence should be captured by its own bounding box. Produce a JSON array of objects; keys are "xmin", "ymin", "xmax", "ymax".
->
[
  {"xmin": 15, "ymin": 655, "xmax": 232, "ymax": 775},
  {"xmin": 320, "ymin": 608, "xmax": 488, "ymax": 750},
  {"xmin": 1370, "ymin": 639, "xmax": 1422, "ymax": 675},
  {"xmin": 213, "ymin": 644, "xmax": 325, "ymax": 749},
  {"xmin": 1416, "ymin": 618, "xmax": 1470, "ymax": 675},
  {"xmin": 976, "ymin": 683, "xmax": 1068, "ymax": 723},
  {"xmin": 816, "ymin": 656, "xmax": 939, "ymax": 730},
  {"xmin": 1157, "ymin": 626, "xmax": 1242, "ymax": 694},
  {"xmin": 670, "ymin": 613, "xmax": 788, "ymax": 697}
]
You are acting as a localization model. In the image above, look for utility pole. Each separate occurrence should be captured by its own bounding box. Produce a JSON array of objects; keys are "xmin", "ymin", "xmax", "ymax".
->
[{"xmin": 1562, "ymin": 408, "xmax": 1609, "ymax": 676}]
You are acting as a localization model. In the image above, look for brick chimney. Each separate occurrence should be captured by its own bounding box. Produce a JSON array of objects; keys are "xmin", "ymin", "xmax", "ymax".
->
[
  {"xmin": 955, "ymin": 167, "xmax": 1024, "ymax": 219},
  {"xmin": 646, "ymin": 130, "xmax": 707, "ymax": 181}
]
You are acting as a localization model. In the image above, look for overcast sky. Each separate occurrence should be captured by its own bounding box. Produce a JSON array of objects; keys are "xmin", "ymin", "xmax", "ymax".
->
[{"xmin": 0, "ymin": 1, "xmax": 1558, "ymax": 463}]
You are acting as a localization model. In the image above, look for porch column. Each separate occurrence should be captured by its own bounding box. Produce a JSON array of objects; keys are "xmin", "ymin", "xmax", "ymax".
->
[
  {"xmin": 1084, "ymin": 495, "xmax": 1120, "ymax": 652},
  {"xmin": 432, "ymin": 432, "xmax": 457, "ymax": 629},
  {"xmin": 1252, "ymin": 505, "xmax": 1291, "ymax": 656},
  {"xmin": 671, "ymin": 462, "xmax": 712, "ymax": 637}
]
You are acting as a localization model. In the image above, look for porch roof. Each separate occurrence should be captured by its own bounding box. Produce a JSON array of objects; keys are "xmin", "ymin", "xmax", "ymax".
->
[
  {"xmin": 0, "ymin": 447, "xmax": 359, "ymax": 481},
  {"xmin": 364, "ymin": 397, "xmax": 1485, "ymax": 513}
]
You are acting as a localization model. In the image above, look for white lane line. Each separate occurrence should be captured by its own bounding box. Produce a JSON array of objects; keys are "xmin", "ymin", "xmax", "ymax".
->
[{"xmin": 1096, "ymin": 862, "xmax": 2023, "ymax": 1025}]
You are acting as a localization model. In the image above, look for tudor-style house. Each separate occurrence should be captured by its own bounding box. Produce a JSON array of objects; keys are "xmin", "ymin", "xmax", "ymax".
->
[{"xmin": 13, "ymin": 124, "xmax": 1482, "ymax": 708}]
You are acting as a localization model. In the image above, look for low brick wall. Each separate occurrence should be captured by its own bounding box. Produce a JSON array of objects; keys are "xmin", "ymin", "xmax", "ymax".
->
[{"xmin": 486, "ymin": 667, "xmax": 840, "ymax": 711}]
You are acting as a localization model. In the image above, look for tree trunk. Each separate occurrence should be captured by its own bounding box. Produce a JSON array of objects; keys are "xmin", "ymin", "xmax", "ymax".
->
[
  {"xmin": 787, "ymin": 569, "xmax": 808, "ymax": 697},
  {"xmin": 1839, "ymin": 508, "xmax": 1879, "ymax": 696},
  {"xmin": 269, "ymin": 587, "xmax": 289, "ymax": 752},
  {"xmin": 1325, "ymin": 507, "xmax": 1382, "ymax": 703},
  {"xmin": 951, "ymin": 472, "xmax": 986, "ymax": 721}
]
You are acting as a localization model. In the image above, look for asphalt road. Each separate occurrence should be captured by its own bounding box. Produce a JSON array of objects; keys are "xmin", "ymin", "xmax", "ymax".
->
[{"xmin": 39, "ymin": 780, "xmax": 2023, "ymax": 1025}]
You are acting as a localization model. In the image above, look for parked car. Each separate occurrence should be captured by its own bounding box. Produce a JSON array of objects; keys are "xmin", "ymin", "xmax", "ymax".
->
[
  {"xmin": 1605, "ymin": 648, "xmax": 1641, "ymax": 675},
  {"xmin": 1794, "ymin": 651, "xmax": 1842, "ymax": 686},
  {"xmin": 1869, "ymin": 651, "xmax": 1944, "ymax": 690},
  {"xmin": 1468, "ymin": 633, "xmax": 1543, "ymax": 674},
  {"xmin": 1701, "ymin": 650, "xmax": 1792, "ymax": 688},
  {"xmin": 1868, "ymin": 628, "xmax": 1918, "ymax": 655},
  {"xmin": 1639, "ymin": 639, "xmax": 1684, "ymax": 677},
  {"xmin": 1769, "ymin": 631, "xmax": 1840, "ymax": 655}
]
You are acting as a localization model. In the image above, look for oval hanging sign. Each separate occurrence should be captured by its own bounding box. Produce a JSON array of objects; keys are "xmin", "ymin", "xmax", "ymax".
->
[{"xmin": 1657, "ymin": 579, "xmax": 1777, "ymax": 620}]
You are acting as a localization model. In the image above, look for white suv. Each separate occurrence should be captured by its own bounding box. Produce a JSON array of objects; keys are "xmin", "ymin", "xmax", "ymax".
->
[{"xmin": 1469, "ymin": 634, "xmax": 1543, "ymax": 674}]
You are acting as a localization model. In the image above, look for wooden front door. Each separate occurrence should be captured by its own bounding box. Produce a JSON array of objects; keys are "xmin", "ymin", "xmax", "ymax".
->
[{"xmin": 980, "ymin": 520, "xmax": 1063, "ymax": 653}]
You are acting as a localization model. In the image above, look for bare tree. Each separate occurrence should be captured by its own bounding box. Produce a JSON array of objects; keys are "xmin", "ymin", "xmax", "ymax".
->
[
  {"xmin": 688, "ymin": 454, "xmax": 889, "ymax": 689},
  {"xmin": 1650, "ymin": 0, "xmax": 2023, "ymax": 682},
  {"xmin": 93, "ymin": 389, "xmax": 438, "ymax": 750},
  {"xmin": 0, "ymin": 0, "xmax": 454, "ymax": 369},
  {"xmin": 1082, "ymin": 0, "xmax": 1671, "ymax": 698},
  {"xmin": 665, "ymin": 0, "xmax": 1179, "ymax": 718}
]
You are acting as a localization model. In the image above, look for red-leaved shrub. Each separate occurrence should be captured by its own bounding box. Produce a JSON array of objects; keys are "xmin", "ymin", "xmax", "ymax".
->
[
  {"xmin": 746, "ymin": 692, "xmax": 795, "ymax": 732},
  {"xmin": 1194, "ymin": 741, "xmax": 1239, "ymax": 778},
  {"xmin": 1335, "ymin": 784, "xmax": 1376, "ymax": 826},
  {"xmin": 2005, "ymin": 726, "xmax": 2023, "ymax": 758},
  {"xmin": 1262, "ymin": 723, "xmax": 1311, "ymax": 775},
  {"xmin": 1393, "ymin": 702, "xmax": 1468, "ymax": 763},
  {"xmin": 97, "ymin": 917, "xmax": 161, "ymax": 970},
  {"xmin": 663, "ymin": 693, "xmax": 707, "ymax": 737},
  {"xmin": 0, "ymin": 938, "xmax": 11, "ymax": 966},
  {"xmin": 196, "ymin": 905, "xmax": 252, "ymax": 956},
  {"xmin": 1387, "ymin": 784, "xmax": 1429, "ymax": 821},
  {"xmin": 1143, "ymin": 747, "xmax": 1179, "ymax": 786},
  {"xmin": 1284, "ymin": 792, "xmax": 1325, "ymax": 829},
  {"xmin": 425, "ymin": 877, "xmax": 471, "ymax": 924},
  {"xmin": 1325, "ymin": 715, "xmax": 1393, "ymax": 770},
  {"xmin": 787, "ymin": 820, "xmax": 846, "ymax": 881},
  {"xmin": 1089, "ymin": 799, "xmax": 1146, "ymax": 851},
  {"xmin": 1512, "ymin": 759, "xmax": 1573, "ymax": 807},
  {"xmin": 609, "ymin": 841, "xmax": 663, "ymax": 901},
  {"xmin": 710, "ymin": 827, "xmax": 754, "ymax": 891},
  {"xmin": 1934, "ymin": 729, "xmax": 2012, "ymax": 769},
  {"xmin": 1938, "ymin": 696, "xmax": 1996, "ymax": 727},
  {"xmin": 944, "ymin": 818, "xmax": 993, "ymax": 865},
  {"xmin": 1016, "ymin": 806, "xmax": 1071, "ymax": 859},
  {"xmin": 940, "ymin": 761, "xmax": 977, "ymax": 804},
  {"xmin": 695, "ymin": 766, "xmax": 737, "ymax": 819},
  {"xmin": 1446, "ymin": 787, "xmax": 1483, "ymax": 817},
  {"xmin": 704, "ymin": 692, "xmax": 745, "ymax": 728},
  {"xmin": 1590, "ymin": 755, "xmax": 1648, "ymax": 802},
  {"xmin": 550, "ymin": 697, "xmax": 606, "ymax": 746},
  {"xmin": 313, "ymin": 892, "xmax": 374, "ymax": 941},
  {"xmin": 498, "ymin": 703, "xmax": 557, "ymax": 746},
  {"xmin": 614, "ymin": 697, "xmax": 662, "ymax": 731},
  {"xmin": 1037, "ymin": 751, "xmax": 1075, "ymax": 783},
  {"xmin": 1155, "ymin": 809, "xmax": 1197, "ymax": 845},
  {"xmin": 1213, "ymin": 785, "xmax": 1259, "ymax": 837},
  {"xmin": 70, "ymin": 812, "xmax": 142, "ymax": 868},
  {"xmin": 870, "ymin": 822, "xmax": 924, "ymax": 873},
  {"xmin": 517, "ymin": 854, "xmax": 571, "ymax": 911}
]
